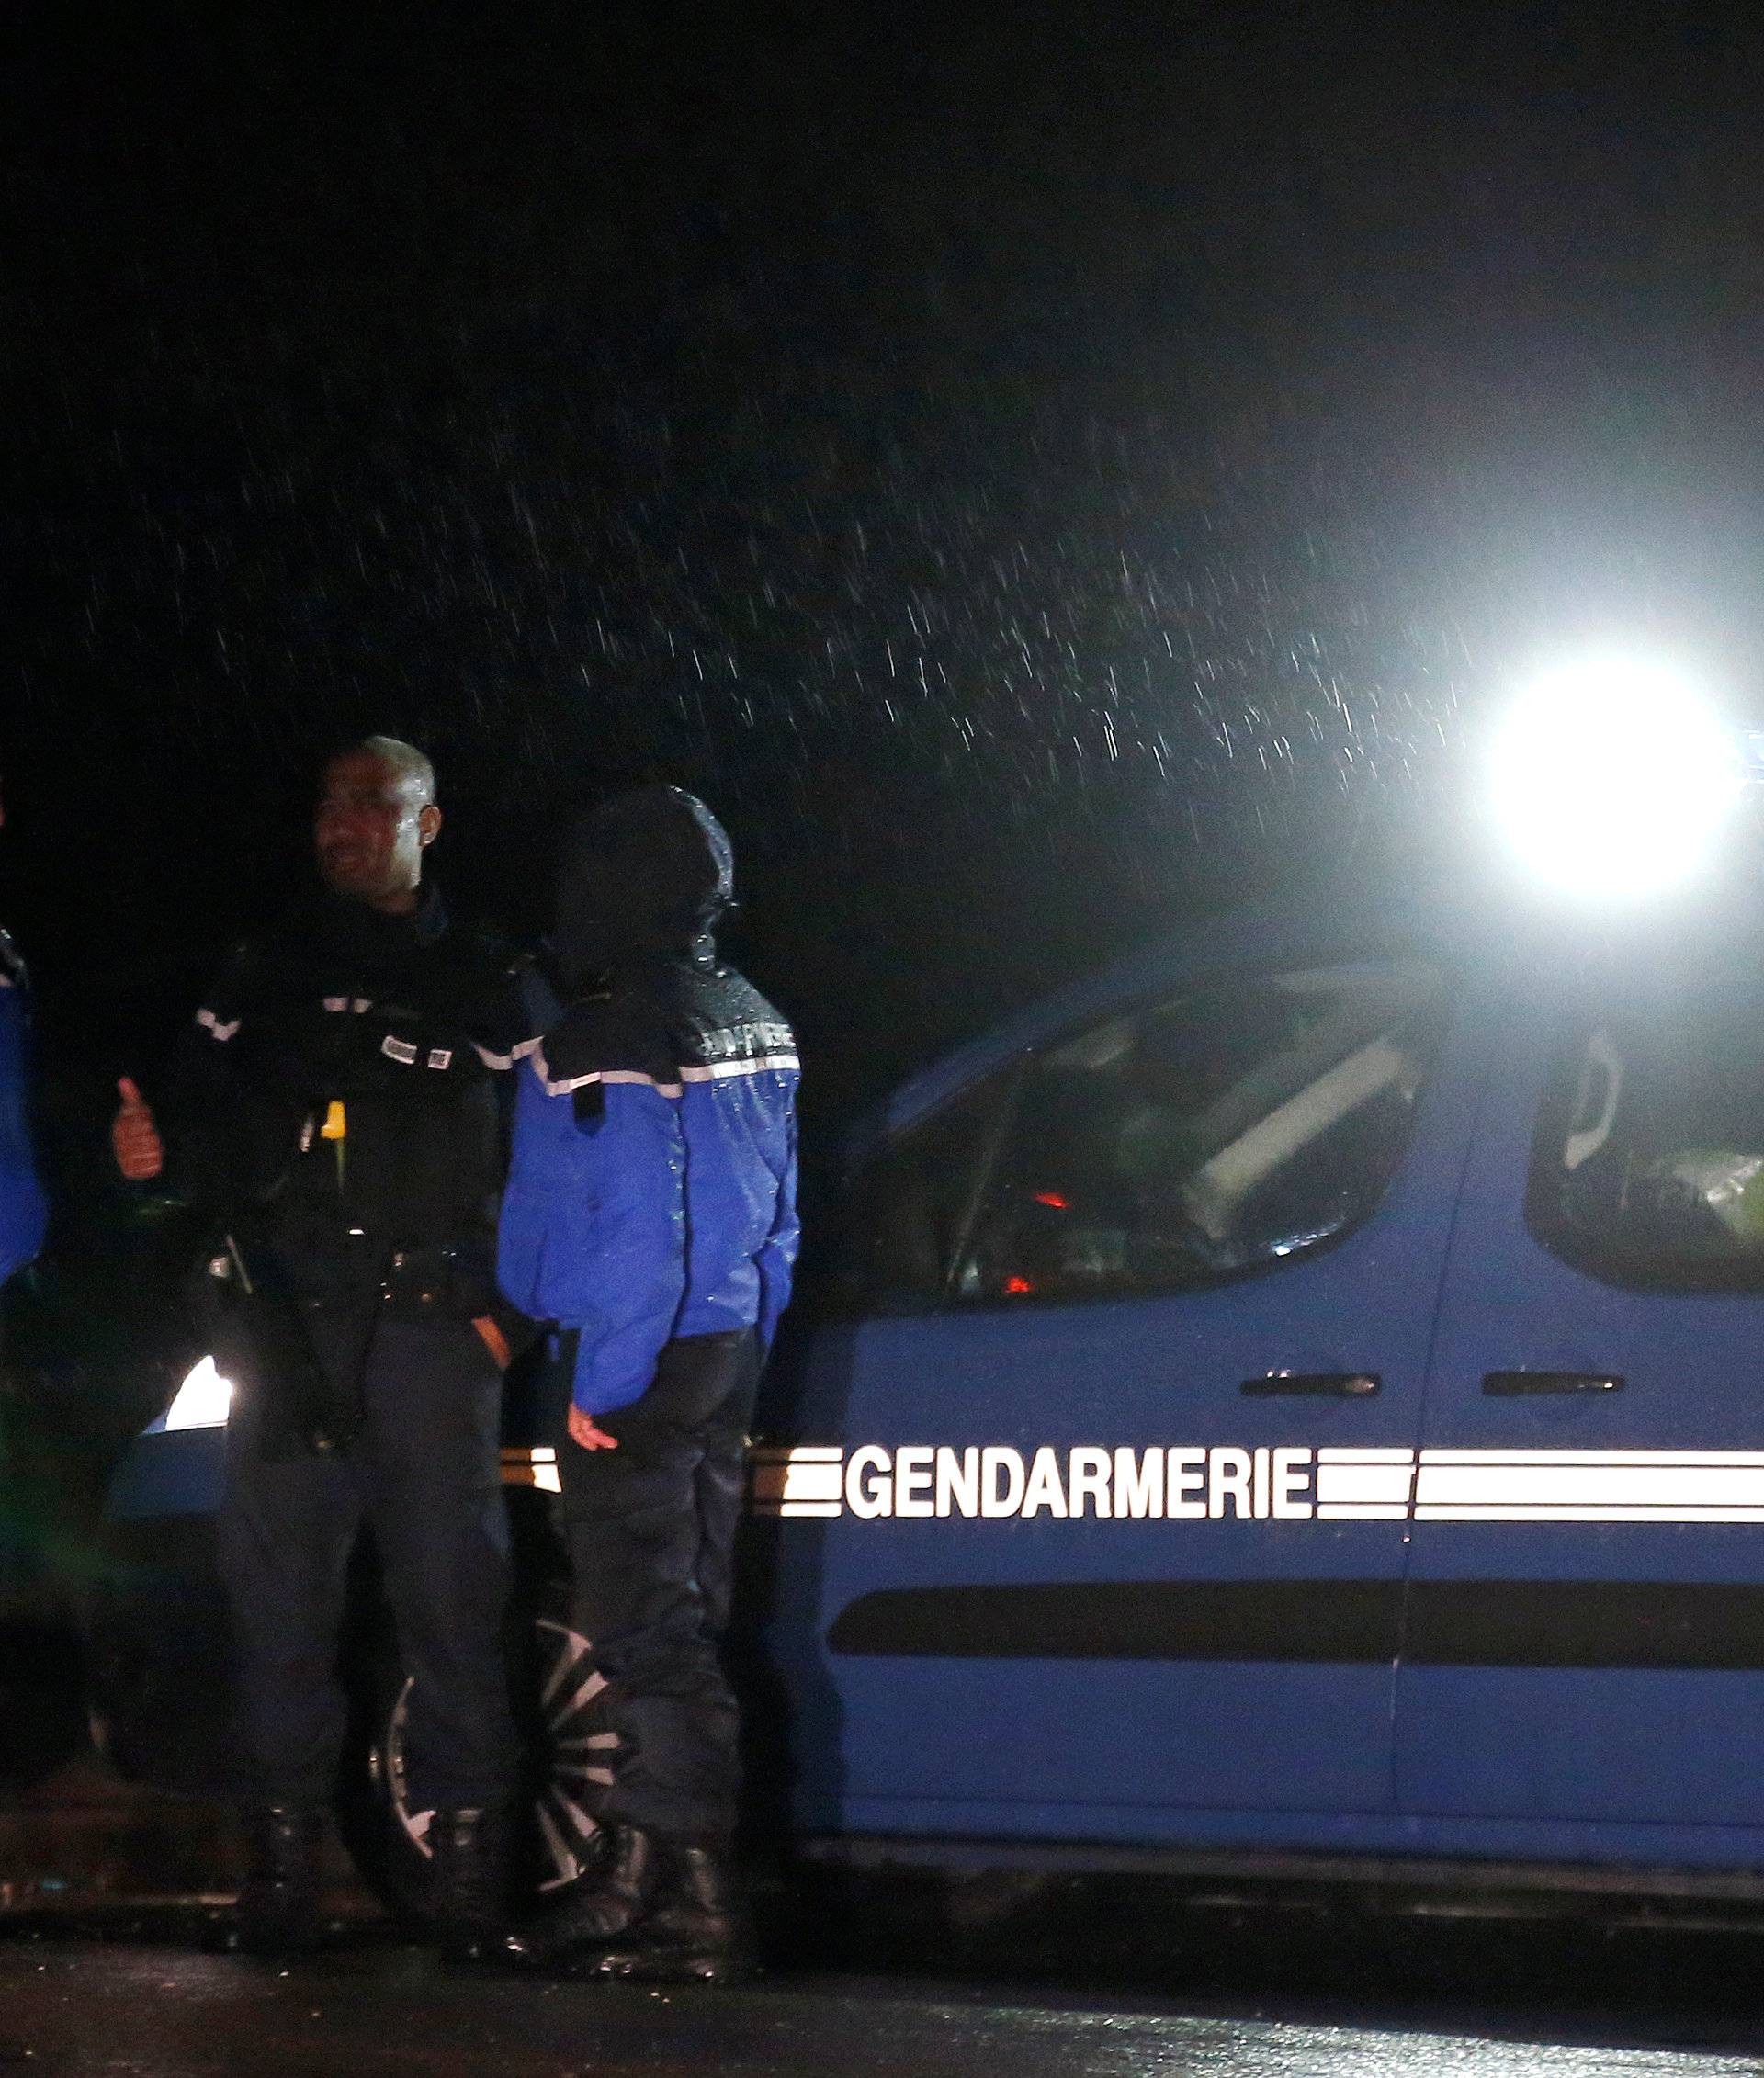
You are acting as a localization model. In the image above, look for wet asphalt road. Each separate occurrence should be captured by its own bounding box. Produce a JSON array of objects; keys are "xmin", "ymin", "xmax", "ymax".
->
[
  {"xmin": 1, "ymin": 1948, "xmax": 1758, "ymax": 2078},
  {"xmin": 4, "ymin": 1903, "xmax": 1764, "ymax": 2077}
]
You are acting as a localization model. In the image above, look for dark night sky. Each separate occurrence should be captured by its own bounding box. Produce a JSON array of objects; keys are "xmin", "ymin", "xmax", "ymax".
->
[{"xmin": 6, "ymin": 0, "xmax": 1764, "ymax": 1123}]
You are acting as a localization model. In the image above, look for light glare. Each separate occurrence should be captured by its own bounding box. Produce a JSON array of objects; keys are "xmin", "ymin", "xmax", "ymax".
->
[
  {"xmin": 1487, "ymin": 659, "xmax": 1742, "ymax": 898},
  {"xmin": 163, "ymin": 1354, "xmax": 234, "ymax": 1430}
]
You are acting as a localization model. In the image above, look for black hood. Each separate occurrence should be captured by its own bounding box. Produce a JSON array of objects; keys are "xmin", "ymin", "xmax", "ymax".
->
[{"xmin": 554, "ymin": 785, "xmax": 734, "ymax": 982}]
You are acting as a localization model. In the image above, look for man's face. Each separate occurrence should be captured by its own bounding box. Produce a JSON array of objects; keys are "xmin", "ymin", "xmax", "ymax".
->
[{"xmin": 313, "ymin": 750, "xmax": 438, "ymax": 909}]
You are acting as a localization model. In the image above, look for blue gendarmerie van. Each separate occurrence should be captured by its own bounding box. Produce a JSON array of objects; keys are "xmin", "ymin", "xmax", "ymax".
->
[{"xmin": 101, "ymin": 885, "xmax": 1764, "ymax": 1906}]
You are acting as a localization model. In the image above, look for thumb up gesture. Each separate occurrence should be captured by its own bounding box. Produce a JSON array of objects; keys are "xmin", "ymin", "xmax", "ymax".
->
[{"xmin": 112, "ymin": 1077, "xmax": 165, "ymax": 1181}]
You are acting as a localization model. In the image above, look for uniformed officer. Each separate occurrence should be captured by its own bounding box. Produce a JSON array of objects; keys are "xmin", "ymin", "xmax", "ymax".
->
[
  {"xmin": 1, "ymin": 757, "xmax": 51, "ymax": 1606},
  {"xmin": 0, "ymin": 764, "xmax": 49, "ymax": 1311},
  {"xmin": 496, "ymin": 786, "xmax": 800, "ymax": 1983},
  {"xmin": 113, "ymin": 737, "xmax": 529, "ymax": 1959}
]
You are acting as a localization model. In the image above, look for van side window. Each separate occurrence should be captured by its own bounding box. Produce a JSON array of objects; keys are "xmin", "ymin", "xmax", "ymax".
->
[
  {"xmin": 1529, "ymin": 996, "xmax": 1764, "ymax": 1292},
  {"xmin": 848, "ymin": 964, "xmax": 1448, "ymax": 1313},
  {"xmin": 837, "ymin": 1066, "xmax": 1023, "ymax": 1314}
]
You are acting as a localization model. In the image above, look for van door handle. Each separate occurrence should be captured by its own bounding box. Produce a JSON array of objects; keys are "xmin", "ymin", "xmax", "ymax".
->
[
  {"xmin": 1482, "ymin": 1370, "xmax": 1625, "ymax": 1395},
  {"xmin": 1240, "ymin": 1372, "xmax": 1381, "ymax": 1398}
]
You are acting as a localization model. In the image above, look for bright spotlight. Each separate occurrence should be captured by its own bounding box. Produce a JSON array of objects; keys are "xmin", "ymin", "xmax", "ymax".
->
[
  {"xmin": 1487, "ymin": 657, "xmax": 1744, "ymax": 898},
  {"xmin": 162, "ymin": 1354, "xmax": 234, "ymax": 1430}
]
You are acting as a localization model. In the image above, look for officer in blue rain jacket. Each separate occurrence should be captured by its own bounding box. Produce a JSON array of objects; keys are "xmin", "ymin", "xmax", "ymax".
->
[
  {"xmin": 1, "ymin": 767, "xmax": 50, "ymax": 1310},
  {"xmin": 0, "ymin": 932, "xmax": 47, "ymax": 1306},
  {"xmin": 497, "ymin": 786, "xmax": 799, "ymax": 1983}
]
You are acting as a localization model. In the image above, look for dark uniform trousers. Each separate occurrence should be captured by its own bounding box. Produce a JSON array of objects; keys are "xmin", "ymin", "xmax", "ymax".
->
[
  {"xmin": 217, "ymin": 1318, "xmax": 515, "ymax": 1814},
  {"xmin": 557, "ymin": 1327, "xmax": 757, "ymax": 1843}
]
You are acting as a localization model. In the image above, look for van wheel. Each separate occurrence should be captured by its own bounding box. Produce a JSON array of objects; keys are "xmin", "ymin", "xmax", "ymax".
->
[{"xmin": 340, "ymin": 1588, "xmax": 617, "ymax": 1921}]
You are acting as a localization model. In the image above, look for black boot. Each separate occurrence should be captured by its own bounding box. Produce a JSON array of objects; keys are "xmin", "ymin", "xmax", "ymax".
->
[
  {"xmin": 211, "ymin": 1804, "xmax": 325, "ymax": 1956},
  {"xmin": 587, "ymin": 1839, "xmax": 756, "ymax": 1985},
  {"xmin": 429, "ymin": 1807, "xmax": 508, "ymax": 1966},
  {"xmin": 501, "ymin": 1823, "xmax": 659, "ymax": 1967}
]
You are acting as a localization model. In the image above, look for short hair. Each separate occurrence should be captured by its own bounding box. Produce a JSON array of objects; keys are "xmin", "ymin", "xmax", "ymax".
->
[{"xmin": 335, "ymin": 735, "xmax": 435, "ymax": 806}]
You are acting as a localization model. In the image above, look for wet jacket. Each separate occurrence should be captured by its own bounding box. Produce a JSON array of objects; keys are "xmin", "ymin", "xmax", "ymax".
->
[
  {"xmin": 0, "ymin": 930, "xmax": 48, "ymax": 1288},
  {"xmin": 171, "ymin": 886, "xmax": 528, "ymax": 1403},
  {"xmin": 496, "ymin": 789, "xmax": 800, "ymax": 1417}
]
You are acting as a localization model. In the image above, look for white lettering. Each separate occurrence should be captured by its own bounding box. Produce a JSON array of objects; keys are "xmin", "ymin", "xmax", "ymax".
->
[
  {"xmin": 1208, "ymin": 1446, "xmax": 1253, "ymax": 1519},
  {"xmin": 1113, "ymin": 1446, "xmax": 1164, "ymax": 1519},
  {"xmin": 1068, "ymin": 1447, "xmax": 1112, "ymax": 1519},
  {"xmin": 1021, "ymin": 1445, "xmax": 1069, "ymax": 1519},
  {"xmin": 846, "ymin": 1445, "xmax": 893, "ymax": 1519},
  {"xmin": 828, "ymin": 1440, "xmax": 1331, "ymax": 1526},
  {"xmin": 981, "ymin": 1447, "xmax": 1026, "ymax": 1518},
  {"xmin": 895, "ymin": 1446, "xmax": 934, "ymax": 1519},
  {"xmin": 1168, "ymin": 1448, "xmax": 1206, "ymax": 1519},
  {"xmin": 935, "ymin": 1446, "xmax": 979, "ymax": 1519},
  {"xmin": 1272, "ymin": 1447, "xmax": 1314, "ymax": 1519}
]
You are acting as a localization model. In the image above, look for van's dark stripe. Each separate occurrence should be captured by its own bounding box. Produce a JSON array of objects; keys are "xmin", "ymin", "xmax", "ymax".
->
[
  {"xmin": 829, "ymin": 1580, "xmax": 1764, "ymax": 1671},
  {"xmin": 827, "ymin": 1582, "xmax": 1400, "ymax": 1662},
  {"xmin": 1406, "ymin": 1580, "xmax": 1764, "ymax": 1671}
]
